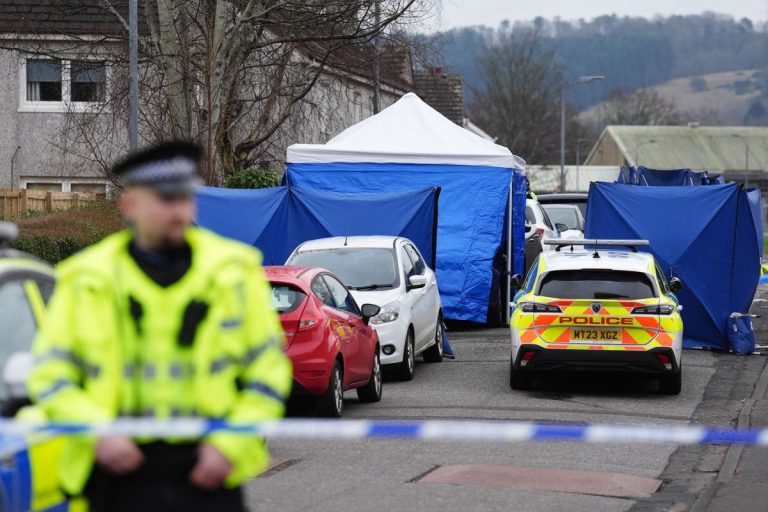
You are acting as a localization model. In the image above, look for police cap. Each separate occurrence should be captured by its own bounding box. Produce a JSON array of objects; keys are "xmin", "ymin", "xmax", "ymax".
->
[{"xmin": 112, "ymin": 141, "xmax": 202, "ymax": 196}]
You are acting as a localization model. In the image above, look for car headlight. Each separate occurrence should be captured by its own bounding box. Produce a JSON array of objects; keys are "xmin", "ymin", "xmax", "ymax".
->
[{"xmin": 370, "ymin": 300, "xmax": 401, "ymax": 325}]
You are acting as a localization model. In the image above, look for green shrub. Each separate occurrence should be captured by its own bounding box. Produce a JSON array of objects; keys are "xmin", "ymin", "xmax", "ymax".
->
[
  {"xmin": 224, "ymin": 168, "xmax": 281, "ymax": 189},
  {"xmin": 12, "ymin": 235, "xmax": 86, "ymax": 264}
]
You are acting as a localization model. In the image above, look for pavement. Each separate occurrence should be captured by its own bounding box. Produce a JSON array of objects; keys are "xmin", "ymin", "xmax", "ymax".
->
[
  {"xmin": 688, "ymin": 286, "xmax": 768, "ymax": 512},
  {"xmin": 241, "ymin": 288, "xmax": 768, "ymax": 512}
]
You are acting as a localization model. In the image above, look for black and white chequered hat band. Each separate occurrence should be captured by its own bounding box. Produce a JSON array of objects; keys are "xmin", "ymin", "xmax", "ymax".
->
[{"xmin": 122, "ymin": 156, "xmax": 197, "ymax": 185}]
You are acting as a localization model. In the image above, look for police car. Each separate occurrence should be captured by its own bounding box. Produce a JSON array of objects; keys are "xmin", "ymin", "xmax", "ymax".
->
[
  {"xmin": 0, "ymin": 222, "xmax": 76, "ymax": 512},
  {"xmin": 509, "ymin": 239, "xmax": 684, "ymax": 395}
]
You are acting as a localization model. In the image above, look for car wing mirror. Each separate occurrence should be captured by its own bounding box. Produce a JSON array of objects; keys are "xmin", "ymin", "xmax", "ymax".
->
[
  {"xmin": 669, "ymin": 277, "xmax": 682, "ymax": 293},
  {"xmin": 525, "ymin": 224, "xmax": 532, "ymax": 233},
  {"xmin": 510, "ymin": 274, "xmax": 523, "ymax": 291},
  {"xmin": 361, "ymin": 304, "xmax": 380, "ymax": 325},
  {"xmin": 555, "ymin": 223, "xmax": 569, "ymax": 233},
  {"xmin": 408, "ymin": 275, "xmax": 428, "ymax": 290}
]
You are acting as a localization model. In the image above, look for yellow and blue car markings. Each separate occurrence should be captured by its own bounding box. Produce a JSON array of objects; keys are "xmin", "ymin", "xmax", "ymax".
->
[
  {"xmin": 511, "ymin": 253, "xmax": 684, "ymax": 352},
  {"xmin": 0, "ymin": 255, "xmax": 81, "ymax": 512}
]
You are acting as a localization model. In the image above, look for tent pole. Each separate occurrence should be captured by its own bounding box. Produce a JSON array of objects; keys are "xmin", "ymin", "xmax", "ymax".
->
[{"xmin": 506, "ymin": 179, "xmax": 513, "ymax": 326}]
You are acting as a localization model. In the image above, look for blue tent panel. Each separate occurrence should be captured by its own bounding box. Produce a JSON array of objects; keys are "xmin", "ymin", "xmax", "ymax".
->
[
  {"xmin": 618, "ymin": 167, "xmax": 720, "ymax": 187},
  {"xmin": 284, "ymin": 162, "xmax": 525, "ymax": 323},
  {"xmin": 585, "ymin": 182, "xmax": 759, "ymax": 350},
  {"xmin": 747, "ymin": 188, "xmax": 764, "ymax": 257},
  {"xmin": 196, "ymin": 186, "xmax": 438, "ymax": 268}
]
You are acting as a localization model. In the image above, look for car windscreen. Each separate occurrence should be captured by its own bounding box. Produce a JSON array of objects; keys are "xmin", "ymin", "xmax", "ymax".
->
[
  {"xmin": 269, "ymin": 283, "xmax": 306, "ymax": 314},
  {"xmin": 543, "ymin": 206, "xmax": 580, "ymax": 230},
  {"xmin": 289, "ymin": 248, "xmax": 398, "ymax": 290},
  {"xmin": 538, "ymin": 270, "xmax": 656, "ymax": 299}
]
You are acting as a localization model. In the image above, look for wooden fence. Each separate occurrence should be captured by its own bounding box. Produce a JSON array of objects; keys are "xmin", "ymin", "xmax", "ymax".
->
[{"xmin": 0, "ymin": 189, "xmax": 98, "ymax": 219}]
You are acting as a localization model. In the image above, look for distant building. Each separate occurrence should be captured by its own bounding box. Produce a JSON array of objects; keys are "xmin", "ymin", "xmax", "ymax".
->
[
  {"xmin": 585, "ymin": 125, "xmax": 768, "ymax": 187},
  {"xmin": 526, "ymin": 165, "xmax": 620, "ymax": 194}
]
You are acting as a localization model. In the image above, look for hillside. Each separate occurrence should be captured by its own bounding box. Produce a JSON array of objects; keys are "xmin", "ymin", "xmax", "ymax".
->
[
  {"xmin": 430, "ymin": 14, "xmax": 768, "ymax": 112},
  {"xmin": 579, "ymin": 69, "xmax": 768, "ymax": 126}
]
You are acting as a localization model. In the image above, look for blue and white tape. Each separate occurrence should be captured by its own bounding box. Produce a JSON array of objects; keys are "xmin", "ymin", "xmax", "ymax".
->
[{"xmin": 1, "ymin": 418, "xmax": 768, "ymax": 458}]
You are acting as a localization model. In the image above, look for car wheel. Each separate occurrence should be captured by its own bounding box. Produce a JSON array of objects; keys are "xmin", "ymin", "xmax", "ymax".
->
[
  {"xmin": 357, "ymin": 351, "xmax": 383, "ymax": 403},
  {"xmin": 422, "ymin": 315, "xmax": 444, "ymax": 363},
  {"xmin": 659, "ymin": 368, "xmax": 682, "ymax": 395},
  {"xmin": 509, "ymin": 354, "xmax": 532, "ymax": 390},
  {"xmin": 393, "ymin": 330, "xmax": 416, "ymax": 381},
  {"xmin": 318, "ymin": 362, "xmax": 344, "ymax": 417}
]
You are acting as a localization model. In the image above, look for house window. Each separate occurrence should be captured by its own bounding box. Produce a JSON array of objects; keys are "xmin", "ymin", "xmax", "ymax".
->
[
  {"xmin": 71, "ymin": 183, "xmax": 107, "ymax": 200},
  {"xmin": 26, "ymin": 60, "xmax": 62, "ymax": 102},
  {"xmin": 21, "ymin": 58, "xmax": 107, "ymax": 112},
  {"xmin": 25, "ymin": 182, "xmax": 63, "ymax": 192},
  {"xmin": 70, "ymin": 60, "xmax": 106, "ymax": 102}
]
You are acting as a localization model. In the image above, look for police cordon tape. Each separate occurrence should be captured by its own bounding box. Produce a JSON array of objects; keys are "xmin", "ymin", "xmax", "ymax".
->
[{"xmin": 2, "ymin": 418, "xmax": 768, "ymax": 457}]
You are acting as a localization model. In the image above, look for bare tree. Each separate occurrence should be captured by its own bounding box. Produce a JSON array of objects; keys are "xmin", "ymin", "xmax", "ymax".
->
[
  {"xmin": 468, "ymin": 29, "xmax": 577, "ymax": 164},
  {"xmin": 598, "ymin": 88, "xmax": 683, "ymax": 126},
  {"xmin": 2, "ymin": 0, "xmax": 436, "ymax": 183}
]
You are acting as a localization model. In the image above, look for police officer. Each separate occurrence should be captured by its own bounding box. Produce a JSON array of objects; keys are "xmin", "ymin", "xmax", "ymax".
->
[{"xmin": 28, "ymin": 141, "xmax": 292, "ymax": 511}]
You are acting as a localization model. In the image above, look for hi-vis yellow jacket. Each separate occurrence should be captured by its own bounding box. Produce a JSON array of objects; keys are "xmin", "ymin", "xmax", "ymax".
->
[{"xmin": 27, "ymin": 227, "xmax": 292, "ymax": 495}]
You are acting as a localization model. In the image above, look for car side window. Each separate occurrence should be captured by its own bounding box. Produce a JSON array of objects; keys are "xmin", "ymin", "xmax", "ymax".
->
[
  {"xmin": 405, "ymin": 244, "xmax": 426, "ymax": 275},
  {"xmin": 655, "ymin": 264, "xmax": 670, "ymax": 294},
  {"xmin": 539, "ymin": 205, "xmax": 554, "ymax": 230},
  {"xmin": 401, "ymin": 246, "xmax": 416, "ymax": 279},
  {"xmin": 322, "ymin": 275, "xmax": 361, "ymax": 316},
  {"xmin": 523, "ymin": 257, "xmax": 539, "ymax": 292},
  {"xmin": 525, "ymin": 206, "xmax": 535, "ymax": 224},
  {"xmin": 311, "ymin": 277, "xmax": 335, "ymax": 308}
]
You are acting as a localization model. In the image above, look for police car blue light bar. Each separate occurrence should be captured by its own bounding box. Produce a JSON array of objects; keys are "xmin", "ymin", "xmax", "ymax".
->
[{"xmin": 543, "ymin": 239, "xmax": 650, "ymax": 252}]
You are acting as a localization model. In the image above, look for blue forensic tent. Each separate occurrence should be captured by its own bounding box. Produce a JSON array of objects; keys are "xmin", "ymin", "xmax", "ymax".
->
[
  {"xmin": 585, "ymin": 182, "xmax": 760, "ymax": 350},
  {"xmin": 285, "ymin": 93, "xmax": 527, "ymax": 323},
  {"xmin": 617, "ymin": 166, "xmax": 724, "ymax": 186},
  {"xmin": 196, "ymin": 186, "xmax": 439, "ymax": 267}
]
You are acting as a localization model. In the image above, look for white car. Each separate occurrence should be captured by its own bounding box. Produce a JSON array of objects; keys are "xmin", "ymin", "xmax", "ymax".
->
[
  {"xmin": 526, "ymin": 199, "xmax": 561, "ymax": 251},
  {"xmin": 286, "ymin": 236, "xmax": 444, "ymax": 380},
  {"xmin": 541, "ymin": 203, "xmax": 585, "ymax": 240}
]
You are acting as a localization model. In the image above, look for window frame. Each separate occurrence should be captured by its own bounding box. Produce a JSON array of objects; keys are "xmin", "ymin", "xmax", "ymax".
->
[
  {"xmin": 404, "ymin": 244, "xmax": 427, "ymax": 276},
  {"xmin": 536, "ymin": 269, "xmax": 658, "ymax": 300},
  {"xmin": 310, "ymin": 275, "xmax": 335, "ymax": 308},
  {"xmin": 19, "ymin": 57, "xmax": 110, "ymax": 113},
  {"xmin": 19, "ymin": 177, "xmax": 110, "ymax": 198},
  {"xmin": 321, "ymin": 274, "xmax": 362, "ymax": 317}
]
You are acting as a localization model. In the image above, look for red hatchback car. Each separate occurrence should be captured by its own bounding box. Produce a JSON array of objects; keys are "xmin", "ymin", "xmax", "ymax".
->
[{"xmin": 265, "ymin": 266, "xmax": 383, "ymax": 417}]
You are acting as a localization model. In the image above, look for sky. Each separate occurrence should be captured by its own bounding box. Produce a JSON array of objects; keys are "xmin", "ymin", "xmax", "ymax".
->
[{"xmin": 427, "ymin": 0, "xmax": 768, "ymax": 30}]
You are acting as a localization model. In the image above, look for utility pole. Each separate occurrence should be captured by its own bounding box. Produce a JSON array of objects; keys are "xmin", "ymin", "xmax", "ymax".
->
[
  {"xmin": 129, "ymin": 0, "xmax": 138, "ymax": 153},
  {"xmin": 372, "ymin": 0, "xmax": 381, "ymax": 114},
  {"xmin": 560, "ymin": 76, "xmax": 604, "ymax": 192}
]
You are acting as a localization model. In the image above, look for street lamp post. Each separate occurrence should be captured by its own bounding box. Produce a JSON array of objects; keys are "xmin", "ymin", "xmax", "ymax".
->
[
  {"xmin": 634, "ymin": 139, "xmax": 657, "ymax": 168},
  {"xmin": 560, "ymin": 76, "xmax": 604, "ymax": 192}
]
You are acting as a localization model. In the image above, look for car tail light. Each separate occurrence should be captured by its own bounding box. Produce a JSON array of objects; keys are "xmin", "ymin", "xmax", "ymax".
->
[
  {"xmin": 632, "ymin": 304, "xmax": 674, "ymax": 315},
  {"xmin": 520, "ymin": 302, "xmax": 561, "ymax": 313},
  {"xmin": 520, "ymin": 351, "xmax": 536, "ymax": 367},
  {"xmin": 297, "ymin": 302, "xmax": 323, "ymax": 332},
  {"xmin": 656, "ymin": 353, "xmax": 673, "ymax": 370},
  {"xmin": 298, "ymin": 318, "xmax": 320, "ymax": 330}
]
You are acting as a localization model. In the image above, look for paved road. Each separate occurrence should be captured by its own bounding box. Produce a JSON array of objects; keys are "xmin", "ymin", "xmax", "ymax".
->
[{"xmin": 244, "ymin": 325, "xmax": 768, "ymax": 512}]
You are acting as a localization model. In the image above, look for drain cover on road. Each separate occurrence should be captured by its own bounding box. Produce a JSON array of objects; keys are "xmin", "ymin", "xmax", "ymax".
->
[{"xmin": 417, "ymin": 464, "xmax": 661, "ymax": 499}]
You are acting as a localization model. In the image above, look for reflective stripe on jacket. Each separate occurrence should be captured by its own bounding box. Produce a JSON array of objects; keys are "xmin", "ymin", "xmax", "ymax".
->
[{"xmin": 27, "ymin": 227, "xmax": 292, "ymax": 495}]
